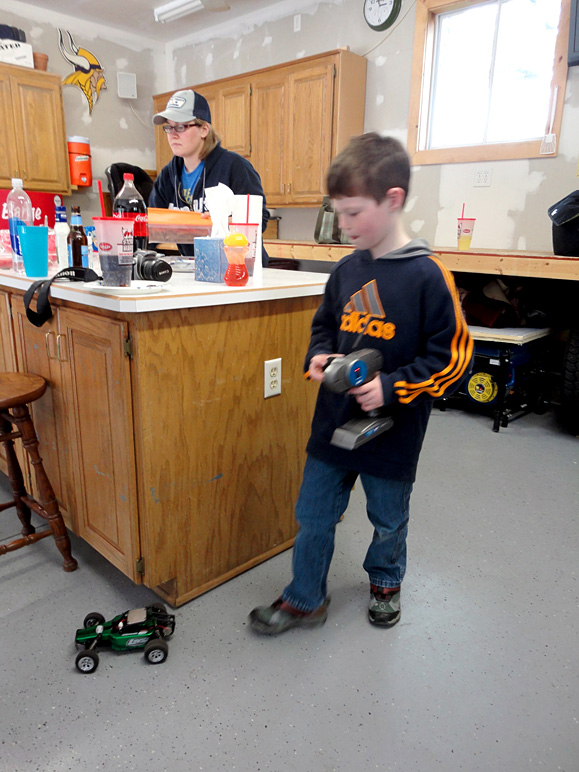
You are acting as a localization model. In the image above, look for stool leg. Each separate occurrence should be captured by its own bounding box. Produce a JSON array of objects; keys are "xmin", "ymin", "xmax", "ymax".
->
[
  {"xmin": 0, "ymin": 417, "xmax": 35, "ymax": 537},
  {"xmin": 11, "ymin": 405, "xmax": 78, "ymax": 572}
]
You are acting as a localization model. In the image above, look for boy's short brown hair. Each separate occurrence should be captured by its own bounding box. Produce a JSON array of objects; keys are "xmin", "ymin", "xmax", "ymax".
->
[{"xmin": 326, "ymin": 133, "xmax": 411, "ymax": 204}]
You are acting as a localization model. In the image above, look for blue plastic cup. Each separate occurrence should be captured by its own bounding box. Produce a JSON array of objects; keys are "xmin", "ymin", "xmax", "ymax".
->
[{"xmin": 17, "ymin": 225, "xmax": 49, "ymax": 278}]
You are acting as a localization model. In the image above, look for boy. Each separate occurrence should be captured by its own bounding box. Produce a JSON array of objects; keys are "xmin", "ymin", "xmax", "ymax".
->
[{"xmin": 249, "ymin": 134, "xmax": 473, "ymax": 634}]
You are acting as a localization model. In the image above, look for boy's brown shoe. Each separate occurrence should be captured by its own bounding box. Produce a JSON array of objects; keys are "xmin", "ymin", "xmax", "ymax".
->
[{"xmin": 249, "ymin": 597, "xmax": 330, "ymax": 635}]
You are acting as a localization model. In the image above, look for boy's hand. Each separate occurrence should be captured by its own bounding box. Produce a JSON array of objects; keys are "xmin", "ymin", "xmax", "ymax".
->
[
  {"xmin": 350, "ymin": 373, "xmax": 384, "ymax": 412},
  {"xmin": 308, "ymin": 353, "xmax": 344, "ymax": 382}
]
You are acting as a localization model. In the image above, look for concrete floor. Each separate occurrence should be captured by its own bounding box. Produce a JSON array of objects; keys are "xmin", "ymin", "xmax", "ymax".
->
[{"xmin": 0, "ymin": 407, "xmax": 577, "ymax": 772}]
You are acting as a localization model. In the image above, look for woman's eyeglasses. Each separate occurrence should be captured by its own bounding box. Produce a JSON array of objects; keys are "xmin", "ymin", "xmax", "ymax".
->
[{"xmin": 162, "ymin": 122, "xmax": 200, "ymax": 134}]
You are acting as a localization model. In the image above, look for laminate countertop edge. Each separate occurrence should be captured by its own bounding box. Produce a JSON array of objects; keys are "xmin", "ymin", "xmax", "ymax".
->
[{"xmin": 0, "ymin": 268, "xmax": 328, "ymax": 314}]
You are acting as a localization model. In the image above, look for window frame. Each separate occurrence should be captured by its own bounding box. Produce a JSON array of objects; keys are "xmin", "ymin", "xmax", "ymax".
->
[{"xmin": 407, "ymin": 0, "xmax": 570, "ymax": 165}]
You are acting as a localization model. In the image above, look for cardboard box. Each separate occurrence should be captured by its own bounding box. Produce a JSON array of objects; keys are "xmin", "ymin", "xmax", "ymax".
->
[{"xmin": 0, "ymin": 40, "xmax": 33, "ymax": 68}]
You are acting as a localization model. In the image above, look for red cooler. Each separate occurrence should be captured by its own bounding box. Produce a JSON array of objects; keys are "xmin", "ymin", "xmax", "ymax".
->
[{"xmin": 67, "ymin": 136, "xmax": 92, "ymax": 187}]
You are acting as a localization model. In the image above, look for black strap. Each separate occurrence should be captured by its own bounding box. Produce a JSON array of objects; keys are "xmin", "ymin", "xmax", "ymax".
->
[{"xmin": 23, "ymin": 267, "xmax": 100, "ymax": 327}]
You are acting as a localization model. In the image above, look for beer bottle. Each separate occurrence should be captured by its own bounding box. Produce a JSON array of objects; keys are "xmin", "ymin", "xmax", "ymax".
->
[{"xmin": 67, "ymin": 205, "xmax": 89, "ymax": 268}]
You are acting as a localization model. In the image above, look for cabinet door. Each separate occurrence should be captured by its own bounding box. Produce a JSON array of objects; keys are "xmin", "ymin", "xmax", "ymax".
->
[
  {"xmin": 286, "ymin": 63, "xmax": 335, "ymax": 204},
  {"xmin": 220, "ymin": 82, "xmax": 251, "ymax": 157},
  {"xmin": 59, "ymin": 308, "xmax": 140, "ymax": 581},
  {"xmin": 11, "ymin": 297, "xmax": 75, "ymax": 528},
  {"xmin": 10, "ymin": 69, "xmax": 70, "ymax": 193},
  {"xmin": 0, "ymin": 71, "xmax": 19, "ymax": 188},
  {"xmin": 251, "ymin": 73, "xmax": 288, "ymax": 206}
]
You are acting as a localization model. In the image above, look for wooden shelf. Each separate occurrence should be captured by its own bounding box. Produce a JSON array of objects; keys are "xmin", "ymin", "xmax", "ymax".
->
[{"xmin": 264, "ymin": 241, "xmax": 579, "ymax": 281}]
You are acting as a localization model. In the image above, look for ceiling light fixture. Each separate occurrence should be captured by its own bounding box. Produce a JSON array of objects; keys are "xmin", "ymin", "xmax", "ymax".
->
[
  {"xmin": 153, "ymin": 0, "xmax": 230, "ymax": 23},
  {"xmin": 154, "ymin": 0, "xmax": 204, "ymax": 23}
]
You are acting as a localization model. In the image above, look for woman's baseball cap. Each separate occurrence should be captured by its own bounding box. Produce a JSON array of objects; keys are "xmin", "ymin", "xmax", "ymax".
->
[{"xmin": 153, "ymin": 89, "xmax": 211, "ymax": 125}]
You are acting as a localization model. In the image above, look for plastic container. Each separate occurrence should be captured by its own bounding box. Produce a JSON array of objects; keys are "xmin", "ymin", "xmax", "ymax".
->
[
  {"xmin": 54, "ymin": 203, "xmax": 70, "ymax": 270},
  {"xmin": 67, "ymin": 136, "xmax": 92, "ymax": 187},
  {"xmin": 147, "ymin": 208, "xmax": 212, "ymax": 244},
  {"xmin": 7, "ymin": 178, "xmax": 32, "ymax": 274}
]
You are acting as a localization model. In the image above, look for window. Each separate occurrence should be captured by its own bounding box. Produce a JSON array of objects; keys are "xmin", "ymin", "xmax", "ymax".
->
[{"xmin": 408, "ymin": 0, "xmax": 570, "ymax": 164}]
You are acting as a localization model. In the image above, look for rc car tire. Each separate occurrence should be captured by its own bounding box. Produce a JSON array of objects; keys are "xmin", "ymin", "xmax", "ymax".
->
[
  {"xmin": 144, "ymin": 639, "xmax": 168, "ymax": 664},
  {"xmin": 76, "ymin": 650, "xmax": 99, "ymax": 673},
  {"xmin": 83, "ymin": 612, "xmax": 105, "ymax": 628},
  {"xmin": 561, "ymin": 325, "xmax": 579, "ymax": 434},
  {"xmin": 150, "ymin": 602, "xmax": 168, "ymax": 615}
]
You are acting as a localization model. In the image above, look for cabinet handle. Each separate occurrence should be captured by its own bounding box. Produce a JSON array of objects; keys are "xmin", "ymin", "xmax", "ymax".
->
[
  {"xmin": 45, "ymin": 331, "xmax": 57, "ymax": 360},
  {"xmin": 56, "ymin": 334, "xmax": 67, "ymax": 362},
  {"xmin": 287, "ymin": 182, "xmax": 291, "ymax": 194}
]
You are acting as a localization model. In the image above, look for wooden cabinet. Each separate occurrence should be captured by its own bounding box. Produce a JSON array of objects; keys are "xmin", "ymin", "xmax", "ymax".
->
[
  {"xmin": 153, "ymin": 49, "xmax": 366, "ymax": 206},
  {"xmin": 10, "ymin": 297, "xmax": 139, "ymax": 579},
  {"xmin": 1, "ymin": 282, "xmax": 321, "ymax": 607},
  {"xmin": 154, "ymin": 77, "xmax": 252, "ymax": 171},
  {"xmin": 252, "ymin": 61, "xmax": 336, "ymax": 206},
  {"xmin": 0, "ymin": 63, "xmax": 70, "ymax": 193}
]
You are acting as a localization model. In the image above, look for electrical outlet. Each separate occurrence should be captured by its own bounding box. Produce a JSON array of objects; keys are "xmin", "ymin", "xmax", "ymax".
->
[
  {"xmin": 473, "ymin": 168, "xmax": 492, "ymax": 187},
  {"xmin": 264, "ymin": 358, "xmax": 282, "ymax": 398}
]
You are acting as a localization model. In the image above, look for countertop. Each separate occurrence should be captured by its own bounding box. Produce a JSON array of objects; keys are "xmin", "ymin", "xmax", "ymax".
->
[
  {"xmin": 0, "ymin": 267, "xmax": 328, "ymax": 314},
  {"xmin": 264, "ymin": 241, "xmax": 579, "ymax": 281}
]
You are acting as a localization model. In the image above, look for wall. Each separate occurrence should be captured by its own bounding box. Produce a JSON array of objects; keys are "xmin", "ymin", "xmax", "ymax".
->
[
  {"xmin": 165, "ymin": 0, "xmax": 579, "ymax": 253},
  {"xmin": 2, "ymin": 0, "xmax": 578, "ymax": 251},
  {"xmin": 1, "ymin": 0, "xmax": 162, "ymax": 222}
]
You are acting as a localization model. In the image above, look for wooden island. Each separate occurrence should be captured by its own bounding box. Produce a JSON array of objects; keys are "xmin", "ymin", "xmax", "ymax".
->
[{"xmin": 0, "ymin": 269, "xmax": 327, "ymax": 607}]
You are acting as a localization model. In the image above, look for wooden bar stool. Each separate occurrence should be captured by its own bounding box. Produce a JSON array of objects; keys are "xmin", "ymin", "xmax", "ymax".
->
[{"xmin": 0, "ymin": 372, "xmax": 77, "ymax": 572}]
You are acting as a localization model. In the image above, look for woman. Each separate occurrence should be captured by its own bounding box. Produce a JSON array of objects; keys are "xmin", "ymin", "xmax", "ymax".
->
[{"xmin": 149, "ymin": 89, "xmax": 269, "ymax": 262}]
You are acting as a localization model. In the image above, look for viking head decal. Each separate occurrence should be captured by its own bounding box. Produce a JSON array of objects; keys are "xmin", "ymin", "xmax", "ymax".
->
[{"xmin": 58, "ymin": 29, "xmax": 106, "ymax": 114}]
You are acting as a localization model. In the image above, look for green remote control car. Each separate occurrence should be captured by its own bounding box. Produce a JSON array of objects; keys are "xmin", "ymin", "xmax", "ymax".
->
[{"xmin": 74, "ymin": 604, "xmax": 176, "ymax": 673}]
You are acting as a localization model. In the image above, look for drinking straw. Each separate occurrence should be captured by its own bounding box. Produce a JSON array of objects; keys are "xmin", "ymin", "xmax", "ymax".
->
[
  {"xmin": 461, "ymin": 203, "xmax": 465, "ymax": 219},
  {"xmin": 97, "ymin": 180, "xmax": 106, "ymax": 216}
]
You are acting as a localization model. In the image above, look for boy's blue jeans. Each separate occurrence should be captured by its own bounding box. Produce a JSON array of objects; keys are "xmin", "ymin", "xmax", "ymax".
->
[{"xmin": 281, "ymin": 454, "xmax": 413, "ymax": 613}]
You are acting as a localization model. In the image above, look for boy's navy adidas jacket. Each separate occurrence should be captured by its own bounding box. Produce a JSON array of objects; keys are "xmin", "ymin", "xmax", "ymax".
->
[
  {"xmin": 305, "ymin": 239, "xmax": 473, "ymax": 482},
  {"xmin": 149, "ymin": 143, "xmax": 269, "ymax": 262}
]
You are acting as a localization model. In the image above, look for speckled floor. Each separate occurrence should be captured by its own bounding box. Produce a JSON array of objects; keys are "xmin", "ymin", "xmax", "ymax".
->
[{"xmin": 0, "ymin": 408, "xmax": 577, "ymax": 772}]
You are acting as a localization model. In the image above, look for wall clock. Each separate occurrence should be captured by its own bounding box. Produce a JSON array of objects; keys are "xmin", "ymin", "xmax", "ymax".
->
[{"xmin": 363, "ymin": 0, "xmax": 402, "ymax": 31}]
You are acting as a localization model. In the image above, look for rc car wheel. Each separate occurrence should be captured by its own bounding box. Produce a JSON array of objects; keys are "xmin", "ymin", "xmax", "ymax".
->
[
  {"xmin": 561, "ymin": 325, "xmax": 579, "ymax": 434},
  {"xmin": 76, "ymin": 650, "xmax": 99, "ymax": 673},
  {"xmin": 144, "ymin": 639, "xmax": 168, "ymax": 664},
  {"xmin": 83, "ymin": 612, "xmax": 105, "ymax": 628},
  {"xmin": 150, "ymin": 602, "xmax": 168, "ymax": 614}
]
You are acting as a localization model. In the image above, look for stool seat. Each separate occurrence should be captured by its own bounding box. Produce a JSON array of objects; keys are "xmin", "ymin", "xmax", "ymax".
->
[
  {"xmin": 0, "ymin": 371, "xmax": 77, "ymax": 572},
  {"xmin": 0, "ymin": 372, "xmax": 47, "ymax": 410}
]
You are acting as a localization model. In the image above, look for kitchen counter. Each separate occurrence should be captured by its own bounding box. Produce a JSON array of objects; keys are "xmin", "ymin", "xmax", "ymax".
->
[
  {"xmin": 265, "ymin": 241, "xmax": 579, "ymax": 281},
  {"xmin": 0, "ymin": 267, "xmax": 326, "ymax": 607},
  {"xmin": 0, "ymin": 267, "xmax": 328, "ymax": 314}
]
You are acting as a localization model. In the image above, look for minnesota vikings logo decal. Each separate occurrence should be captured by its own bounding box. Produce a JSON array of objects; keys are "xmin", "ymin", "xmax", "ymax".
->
[{"xmin": 58, "ymin": 29, "xmax": 106, "ymax": 114}]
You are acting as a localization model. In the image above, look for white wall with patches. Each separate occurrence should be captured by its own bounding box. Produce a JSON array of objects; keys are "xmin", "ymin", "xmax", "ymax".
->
[
  {"xmin": 2, "ymin": 0, "xmax": 162, "ymax": 221},
  {"xmin": 165, "ymin": 0, "xmax": 579, "ymax": 253},
  {"xmin": 2, "ymin": 0, "xmax": 578, "ymax": 251}
]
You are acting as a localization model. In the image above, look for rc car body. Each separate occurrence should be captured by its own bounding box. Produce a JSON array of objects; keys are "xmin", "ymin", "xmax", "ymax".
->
[{"xmin": 74, "ymin": 604, "xmax": 175, "ymax": 673}]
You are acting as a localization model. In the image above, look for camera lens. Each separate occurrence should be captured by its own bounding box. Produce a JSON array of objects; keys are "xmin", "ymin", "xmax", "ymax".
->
[{"xmin": 134, "ymin": 254, "xmax": 172, "ymax": 282}]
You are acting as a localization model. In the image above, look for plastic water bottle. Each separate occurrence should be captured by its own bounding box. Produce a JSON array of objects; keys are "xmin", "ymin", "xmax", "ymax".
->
[
  {"xmin": 7, "ymin": 178, "xmax": 32, "ymax": 274},
  {"xmin": 53, "ymin": 196, "xmax": 70, "ymax": 270}
]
